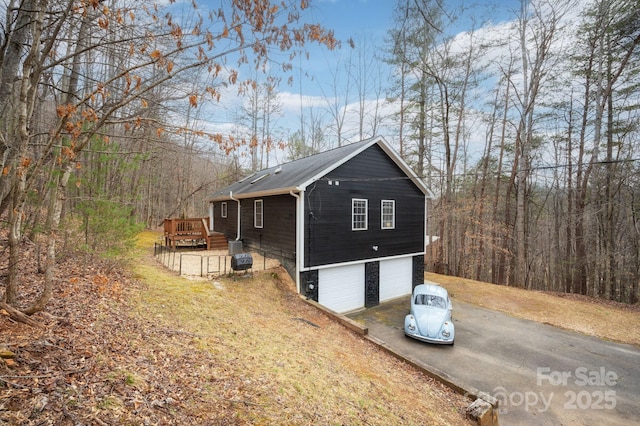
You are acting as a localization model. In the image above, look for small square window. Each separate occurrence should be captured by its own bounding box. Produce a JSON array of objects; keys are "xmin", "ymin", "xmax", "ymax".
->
[
  {"xmin": 254, "ymin": 200, "xmax": 263, "ymax": 228},
  {"xmin": 352, "ymin": 199, "xmax": 368, "ymax": 231},
  {"xmin": 381, "ymin": 200, "xmax": 395, "ymax": 229},
  {"xmin": 221, "ymin": 202, "xmax": 228, "ymax": 218}
]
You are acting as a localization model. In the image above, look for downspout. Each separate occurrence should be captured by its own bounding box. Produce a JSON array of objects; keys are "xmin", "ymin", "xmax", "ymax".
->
[
  {"xmin": 208, "ymin": 202, "xmax": 214, "ymax": 234},
  {"xmin": 290, "ymin": 190, "xmax": 302, "ymax": 293},
  {"xmin": 230, "ymin": 191, "xmax": 241, "ymax": 241}
]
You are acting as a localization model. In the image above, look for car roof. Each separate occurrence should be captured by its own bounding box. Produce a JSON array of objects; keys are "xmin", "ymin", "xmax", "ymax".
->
[{"xmin": 414, "ymin": 283, "xmax": 448, "ymax": 298}]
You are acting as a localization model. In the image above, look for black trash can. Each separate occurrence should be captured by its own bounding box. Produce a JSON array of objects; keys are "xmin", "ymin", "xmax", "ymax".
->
[{"xmin": 231, "ymin": 253, "xmax": 253, "ymax": 271}]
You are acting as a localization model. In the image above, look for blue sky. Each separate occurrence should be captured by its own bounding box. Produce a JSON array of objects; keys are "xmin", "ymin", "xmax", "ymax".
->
[
  {"xmin": 309, "ymin": 0, "xmax": 395, "ymax": 42},
  {"xmin": 286, "ymin": 0, "xmax": 525, "ymax": 99},
  {"xmin": 306, "ymin": 0, "xmax": 522, "ymax": 44},
  {"xmin": 197, "ymin": 0, "xmax": 544, "ymax": 159},
  {"xmin": 267, "ymin": 1, "xmax": 523, "ymax": 138}
]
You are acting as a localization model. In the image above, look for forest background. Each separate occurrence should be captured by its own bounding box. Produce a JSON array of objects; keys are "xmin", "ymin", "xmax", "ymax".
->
[{"xmin": 1, "ymin": 0, "xmax": 639, "ymax": 318}]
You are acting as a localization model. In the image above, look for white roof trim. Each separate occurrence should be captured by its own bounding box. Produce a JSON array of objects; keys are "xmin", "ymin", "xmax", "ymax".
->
[{"xmin": 297, "ymin": 136, "xmax": 433, "ymax": 198}]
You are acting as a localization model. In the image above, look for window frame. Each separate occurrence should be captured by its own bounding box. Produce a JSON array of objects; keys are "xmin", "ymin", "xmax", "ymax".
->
[
  {"xmin": 254, "ymin": 199, "xmax": 264, "ymax": 228},
  {"xmin": 352, "ymin": 198, "xmax": 368, "ymax": 231},
  {"xmin": 381, "ymin": 200, "xmax": 395, "ymax": 230},
  {"xmin": 221, "ymin": 202, "xmax": 228, "ymax": 218}
]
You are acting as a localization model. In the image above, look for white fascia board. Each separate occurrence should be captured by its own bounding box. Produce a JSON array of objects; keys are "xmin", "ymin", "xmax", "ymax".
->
[
  {"xmin": 208, "ymin": 186, "xmax": 301, "ymax": 202},
  {"xmin": 296, "ymin": 136, "xmax": 434, "ymax": 198},
  {"xmin": 298, "ymin": 251, "xmax": 425, "ymax": 272}
]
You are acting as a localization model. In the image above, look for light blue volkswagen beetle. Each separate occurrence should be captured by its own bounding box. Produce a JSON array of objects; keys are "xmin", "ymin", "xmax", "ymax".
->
[{"xmin": 404, "ymin": 283, "xmax": 455, "ymax": 345}]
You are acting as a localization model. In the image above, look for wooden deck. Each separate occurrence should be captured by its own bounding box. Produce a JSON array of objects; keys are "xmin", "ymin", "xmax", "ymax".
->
[{"xmin": 163, "ymin": 218, "xmax": 227, "ymax": 250}]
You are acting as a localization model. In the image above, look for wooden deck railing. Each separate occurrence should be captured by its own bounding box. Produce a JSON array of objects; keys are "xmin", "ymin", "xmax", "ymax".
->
[
  {"xmin": 164, "ymin": 218, "xmax": 209, "ymax": 248},
  {"xmin": 163, "ymin": 217, "xmax": 227, "ymax": 250}
]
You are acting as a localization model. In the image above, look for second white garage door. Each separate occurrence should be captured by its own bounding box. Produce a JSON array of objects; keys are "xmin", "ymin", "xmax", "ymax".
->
[
  {"xmin": 379, "ymin": 257, "xmax": 413, "ymax": 301},
  {"xmin": 318, "ymin": 264, "xmax": 365, "ymax": 313}
]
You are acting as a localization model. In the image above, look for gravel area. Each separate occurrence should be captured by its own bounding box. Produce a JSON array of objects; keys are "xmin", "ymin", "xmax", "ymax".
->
[{"xmin": 155, "ymin": 248, "xmax": 282, "ymax": 278}]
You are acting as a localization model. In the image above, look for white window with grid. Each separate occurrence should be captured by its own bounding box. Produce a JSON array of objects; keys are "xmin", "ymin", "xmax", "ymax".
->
[
  {"xmin": 381, "ymin": 200, "xmax": 395, "ymax": 229},
  {"xmin": 254, "ymin": 200, "xmax": 263, "ymax": 228},
  {"xmin": 221, "ymin": 202, "xmax": 228, "ymax": 218},
  {"xmin": 352, "ymin": 199, "xmax": 368, "ymax": 231}
]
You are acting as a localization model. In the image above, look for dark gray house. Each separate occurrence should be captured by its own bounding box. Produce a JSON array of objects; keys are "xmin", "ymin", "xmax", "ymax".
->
[{"xmin": 207, "ymin": 136, "xmax": 434, "ymax": 313}]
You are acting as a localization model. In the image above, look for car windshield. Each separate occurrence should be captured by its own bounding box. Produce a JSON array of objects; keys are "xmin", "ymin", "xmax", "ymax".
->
[{"xmin": 415, "ymin": 294, "xmax": 446, "ymax": 309}]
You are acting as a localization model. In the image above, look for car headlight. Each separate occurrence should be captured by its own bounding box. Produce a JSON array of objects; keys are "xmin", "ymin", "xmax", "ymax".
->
[
  {"xmin": 406, "ymin": 315, "xmax": 416, "ymax": 332},
  {"xmin": 441, "ymin": 321, "xmax": 451, "ymax": 338}
]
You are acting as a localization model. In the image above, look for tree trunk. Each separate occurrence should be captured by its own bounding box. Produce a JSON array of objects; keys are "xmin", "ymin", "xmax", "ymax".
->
[
  {"xmin": 23, "ymin": 163, "xmax": 72, "ymax": 314},
  {"xmin": 4, "ymin": 2, "xmax": 46, "ymax": 306}
]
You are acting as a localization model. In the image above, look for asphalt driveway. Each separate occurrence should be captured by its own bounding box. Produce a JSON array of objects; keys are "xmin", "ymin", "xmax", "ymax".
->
[{"xmin": 348, "ymin": 295, "xmax": 640, "ymax": 425}]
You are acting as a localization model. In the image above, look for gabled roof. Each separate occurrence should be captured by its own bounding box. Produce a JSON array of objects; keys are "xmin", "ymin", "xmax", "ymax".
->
[{"xmin": 207, "ymin": 136, "xmax": 434, "ymax": 201}]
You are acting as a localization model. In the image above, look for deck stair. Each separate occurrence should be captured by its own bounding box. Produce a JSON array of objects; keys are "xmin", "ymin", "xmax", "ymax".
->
[{"xmin": 207, "ymin": 231, "xmax": 228, "ymax": 250}]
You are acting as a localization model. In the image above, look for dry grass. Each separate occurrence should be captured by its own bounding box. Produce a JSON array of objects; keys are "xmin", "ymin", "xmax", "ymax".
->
[
  {"xmin": 126, "ymin": 232, "xmax": 472, "ymax": 425},
  {"xmin": 426, "ymin": 272, "xmax": 640, "ymax": 347},
  {"xmin": 9, "ymin": 230, "xmax": 634, "ymax": 424}
]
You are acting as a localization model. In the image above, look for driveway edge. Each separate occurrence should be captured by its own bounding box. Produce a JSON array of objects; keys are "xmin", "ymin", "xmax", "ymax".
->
[{"xmin": 300, "ymin": 296, "xmax": 499, "ymax": 426}]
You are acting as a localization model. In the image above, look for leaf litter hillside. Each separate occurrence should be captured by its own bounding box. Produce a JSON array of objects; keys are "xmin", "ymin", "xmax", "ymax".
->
[{"xmin": 1, "ymin": 232, "xmax": 472, "ymax": 425}]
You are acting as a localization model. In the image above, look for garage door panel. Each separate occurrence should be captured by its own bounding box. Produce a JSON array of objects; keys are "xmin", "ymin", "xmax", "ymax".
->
[
  {"xmin": 319, "ymin": 265, "xmax": 365, "ymax": 313},
  {"xmin": 379, "ymin": 257, "xmax": 412, "ymax": 301}
]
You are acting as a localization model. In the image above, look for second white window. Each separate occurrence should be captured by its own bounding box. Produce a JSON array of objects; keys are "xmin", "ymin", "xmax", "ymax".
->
[{"xmin": 381, "ymin": 200, "xmax": 395, "ymax": 229}]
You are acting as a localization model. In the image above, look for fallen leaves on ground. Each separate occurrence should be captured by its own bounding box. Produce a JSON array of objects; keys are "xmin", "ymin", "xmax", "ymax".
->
[{"xmin": 1, "ymin": 233, "xmax": 472, "ymax": 425}]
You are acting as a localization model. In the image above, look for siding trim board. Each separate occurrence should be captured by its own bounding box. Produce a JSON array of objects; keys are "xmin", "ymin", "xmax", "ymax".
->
[{"xmin": 298, "ymin": 252, "xmax": 425, "ymax": 272}]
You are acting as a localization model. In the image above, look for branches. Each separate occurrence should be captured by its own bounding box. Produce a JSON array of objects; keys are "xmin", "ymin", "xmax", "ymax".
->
[
  {"xmin": 0, "ymin": 0, "xmax": 339, "ymax": 313},
  {"xmin": 0, "ymin": 301, "xmax": 43, "ymax": 328}
]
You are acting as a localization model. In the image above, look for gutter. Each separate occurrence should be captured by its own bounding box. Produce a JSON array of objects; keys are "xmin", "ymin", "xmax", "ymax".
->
[{"xmin": 230, "ymin": 191, "xmax": 241, "ymax": 241}]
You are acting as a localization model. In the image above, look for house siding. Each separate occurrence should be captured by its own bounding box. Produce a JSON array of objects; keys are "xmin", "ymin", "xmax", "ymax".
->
[
  {"xmin": 213, "ymin": 195, "xmax": 295, "ymax": 255},
  {"xmin": 239, "ymin": 194, "xmax": 296, "ymax": 258},
  {"xmin": 304, "ymin": 144, "xmax": 425, "ymax": 268},
  {"xmin": 212, "ymin": 201, "xmax": 238, "ymax": 241}
]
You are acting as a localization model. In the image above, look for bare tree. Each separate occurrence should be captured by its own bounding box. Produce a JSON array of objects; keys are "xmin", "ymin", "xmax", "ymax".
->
[
  {"xmin": 0, "ymin": 0, "xmax": 337, "ymax": 316},
  {"xmin": 321, "ymin": 47, "xmax": 353, "ymax": 147}
]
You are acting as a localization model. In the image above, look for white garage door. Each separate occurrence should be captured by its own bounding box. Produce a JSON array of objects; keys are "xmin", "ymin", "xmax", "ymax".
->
[
  {"xmin": 318, "ymin": 264, "xmax": 365, "ymax": 313},
  {"xmin": 379, "ymin": 257, "xmax": 413, "ymax": 301}
]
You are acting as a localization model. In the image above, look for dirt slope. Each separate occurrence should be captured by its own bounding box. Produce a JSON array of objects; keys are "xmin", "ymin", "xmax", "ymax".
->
[
  {"xmin": 6, "ymin": 229, "xmax": 636, "ymax": 425},
  {"xmin": 0, "ymin": 233, "xmax": 472, "ymax": 425}
]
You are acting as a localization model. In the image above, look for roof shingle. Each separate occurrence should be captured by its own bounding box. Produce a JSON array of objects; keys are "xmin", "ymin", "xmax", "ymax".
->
[{"xmin": 207, "ymin": 136, "xmax": 432, "ymax": 200}]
